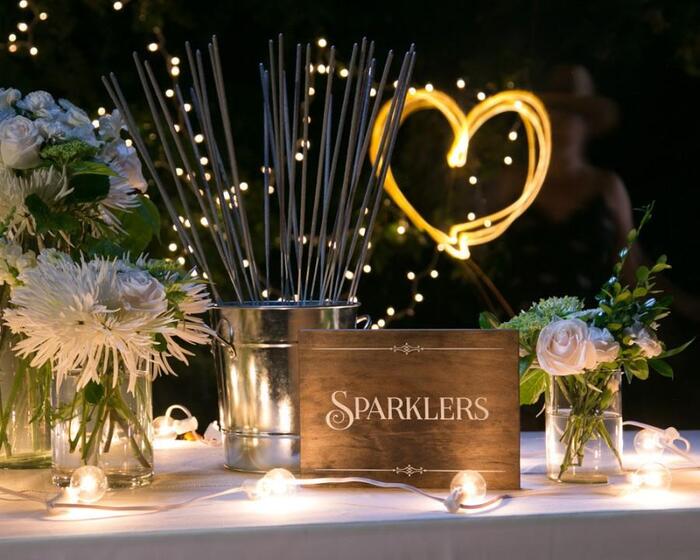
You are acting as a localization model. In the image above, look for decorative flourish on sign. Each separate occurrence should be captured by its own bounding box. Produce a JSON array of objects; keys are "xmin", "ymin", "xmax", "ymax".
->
[
  {"xmin": 392, "ymin": 342, "xmax": 424, "ymax": 355},
  {"xmin": 394, "ymin": 465, "xmax": 425, "ymax": 477},
  {"xmin": 369, "ymin": 89, "xmax": 552, "ymax": 260}
]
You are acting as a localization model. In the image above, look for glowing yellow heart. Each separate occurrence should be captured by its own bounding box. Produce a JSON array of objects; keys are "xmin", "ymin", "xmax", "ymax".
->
[{"xmin": 369, "ymin": 89, "xmax": 551, "ymax": 259}]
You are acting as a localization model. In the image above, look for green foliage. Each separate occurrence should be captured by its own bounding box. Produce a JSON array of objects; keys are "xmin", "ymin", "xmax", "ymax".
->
[
  {"xmin": 69, "ymin": 161, "xmax": 117, "ymax": 177},
  {"xmin": 25, "ymin": 194, "xmax": 79, "ymax": 235},
  {"xmin": 65, "ymin": 173, "xmax": 111, "ymax": 204},
  {"xmin": 40, "ymin": 140, "xmax": 97, "ymax": 167},
  {"xmin": 83, "ymin": 380, "xmax": 104, "ymax": 405},
  {"xmin": 112, "ymin": 195, "xmax": 161, "ymax": 254},
  {"xmin": 519, "ymin": 367, "xmax": 547, "ymax": 405}
]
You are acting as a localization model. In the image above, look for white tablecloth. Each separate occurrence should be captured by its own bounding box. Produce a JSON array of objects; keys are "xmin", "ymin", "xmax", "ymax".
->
[{"xmin": 1, "ymin": 431, "xmax": 700, "ymax": 560}]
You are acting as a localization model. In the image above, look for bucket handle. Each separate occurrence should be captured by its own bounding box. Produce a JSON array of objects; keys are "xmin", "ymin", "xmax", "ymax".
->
[{"xmin": 356, "ymin": 314, "xmax": 372, "ymax": 329}]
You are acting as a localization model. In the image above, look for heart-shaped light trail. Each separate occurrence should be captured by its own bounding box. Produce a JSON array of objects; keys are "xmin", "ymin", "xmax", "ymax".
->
[{"xmin": 369, "ymin": 89, "xmax": 551, "ymax": 259}]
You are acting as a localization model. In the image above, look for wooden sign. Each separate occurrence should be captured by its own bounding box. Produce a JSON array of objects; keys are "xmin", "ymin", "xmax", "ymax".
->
[{"xmin": 299, "ymin": 329, "xmax": 520, "ymax": 489}]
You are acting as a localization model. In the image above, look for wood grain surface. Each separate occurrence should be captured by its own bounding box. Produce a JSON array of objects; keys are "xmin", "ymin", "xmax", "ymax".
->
[{"xmin": 299, "ymin": 329, "xmax": 520, "ymax": 489}]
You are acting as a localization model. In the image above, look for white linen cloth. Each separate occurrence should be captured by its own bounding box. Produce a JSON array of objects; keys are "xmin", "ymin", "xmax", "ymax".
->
[{"xmin": 1, "ymin": 431, "xmax": 700, "ymax": 560}]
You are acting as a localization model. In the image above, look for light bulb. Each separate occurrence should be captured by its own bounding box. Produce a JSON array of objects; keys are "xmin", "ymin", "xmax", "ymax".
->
[
  {"xmin": 69, "ymin": 466, "xmax": 108, "ymax": 504},
  {"xmin": 633, "ymin": 429, "xmax": 665, "ymax": 458},
  {"xmin": 630, "ymin": 463, "xmax": 672, "ymax": 491},
  {"xmin": 153, "ymin": 404, "xmax": 198, "ymax": 440},
  {"xmin": 244, "ymin": 468, "xmax": 297, "ymax": 500},
  {"xmin": 449, "ymin": 470, "xmax": 487, "ymax": 507}
]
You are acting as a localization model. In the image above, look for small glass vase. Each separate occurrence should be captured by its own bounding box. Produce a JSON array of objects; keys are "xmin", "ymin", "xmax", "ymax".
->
[
  {"xmin": 545, "ymin": 369, "xmax": 623, "ymax": 483},
  {"xmin": 51, "ymin": 368, "xmax": 154, "ymax": 488},
  {"xmin": 0, "ymin": 332, "xmax": 52, "ymax": 469}
]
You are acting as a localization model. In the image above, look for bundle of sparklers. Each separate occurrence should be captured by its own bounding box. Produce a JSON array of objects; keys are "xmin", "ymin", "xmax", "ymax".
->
[{"xmin": 104, "ymin": 36, "xmax": 415, "ymax": 304}]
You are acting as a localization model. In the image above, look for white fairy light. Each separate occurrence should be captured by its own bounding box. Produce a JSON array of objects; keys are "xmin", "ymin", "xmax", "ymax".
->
[
  {"xmin": 244, "ymin": 468, "xmax": 298, "ymax": 501},
  {"xmin": 407, "ymin": 271, "xmax": 415, "ymax": 280},
  {"xmin": 308, "ymin": 87, "xmax": 315, "ymax": 96},
  {"xmin": 67, "ymin": 466, "xmax": 108, "ymax": 505},
  {"xmin": 194, "ymin": 133, "xmax": 204, "ymax": 143},
  {"xmin": 425, "ymin": 82, "xmax": 434, "ymax": 92},
  {"xmin": 177, "ymin": 256, "xmax": 185, "ymax": 265},
  {"xmin": 168, "ymin": 243, "xmax": 177, "ymax": 252},
  {"xmin": 386, "ymin": 307, "xmax": 395, "ymax": 316},
  {"xmin": 344, "ymin": 270, "xmax": 354, "ymax": 280},
  {"xmin": 377, "ymin": 319, "xmax": 386, "ymax": 327},
  {"xmin": 630, "ymin": 463, "xmax": 672, "ymax": 491},
  {"xmin": 363, "ymin": 264, "xmax": 371, "ymax": 273},
  {"xmin": 467, "ymin": 212, "xmax": 476, "ymax": 221},
  {"xmin": 397, "ymin": 225, "xmax": 406, "ymax": 235},
  {"xmin": 200, "ymin": 217, "xmax": 209, "ymax": 227},
  {"xmin": 508, "ymin": 131, "xmax": 518, "ymax": 141},
  {"xmin": 468, "ymin": 176, "xmax": 478, "ymax": 185},
  {"xmin": 97, "ymin": 106, "xmax": 106, "ymax": 116},
  {"xmin": 171, "ymin": 67, "xmax": 181, "ymax": 77},
  {"xmin": 503, "ymin": 156, "xmax": 513, "ymax": 165},
  {"xmin": 239, "ymin": 182, "xmax": 249, "ymax": 191},
  {"xmin": 113, "ymin": 1, "xmax": 124, "ymax": 10},
  {"xmin": 317, "ymin": 64, "xmax": 326, "ymax": 74},
  {"xmin": 430, "ymin": 269, "xmax": 439, "ymax": 278},
  {"xmin": 409, "ymin": 87, "xmax": 416, "ymax": 95},
  {"xmin": 148, "ymin": 42, "xmax": 159, "ymax": 52},
  {"xmin": 414, "ymin": 293, "xmax": 424, "ymax": 302},
  {"xmin": 317, "ymin": 37, "xmax": 327, "ymax": 48},
  {"xmin": 183, "ymin": 103, "xmax": 192, "ymax": 112},
  {"xmin": 295, "ymin": 152, "xmax": 304, "ymax": 161},
  {"xmin": 29, "ymin": 46, "xmax": 38, "ymax": 56},
  {"xmin": 91, "ymin": 119, "xmax": 100, "ymax": 128},
  {"xmin": 456, "ymin": 78, "xmax": 466, "ymax": 89},
  {"xmin": 17, "ymin": 22, "xmax": 28, "ymax": 32},
  {"xmin": 171, "ymin": 56, "xmax": 180, "ymax": 66},
  {"xmin": 8, "ymin": 33, "xmax": 16, "ymax": 42},
  {"xmin": 370, "ymin": 87, "xmax": 377, "ymax": 97},
  {"xmin": 39, "ymin": 12, "xmax": 48, "ymax": 21},
  {"xmin": 444, "ymin": 470, "xmax": 487, "ymax": 511},
  {"xmin": 199, "ymin": 156, "xmax": 208, "ymax": 165},
  {"xmin": 18, "ymin": 0, "xmax": 29, "ymax": 7},
  {"xmin": 476, "ymin": 91, "xmax": 486, "ymax": 100},
  {"xmin": 339, "ymin": 68, "xmax": 349, "ymax": 78}
]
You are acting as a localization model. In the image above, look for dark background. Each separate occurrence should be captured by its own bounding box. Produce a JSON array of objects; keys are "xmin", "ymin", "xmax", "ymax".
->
[{"xmin": 1, "ymin": 0, "xmax": 698, "ymax": 430}]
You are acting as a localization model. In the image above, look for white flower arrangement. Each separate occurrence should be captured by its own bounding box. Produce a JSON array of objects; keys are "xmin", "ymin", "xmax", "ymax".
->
[
  {"xmin": 3, "ymin": 251, "xmax": 213, "ymax": 392},
  {"xmin": 0, "ymin": 87, "xmax": 155, "ymax": 250}
]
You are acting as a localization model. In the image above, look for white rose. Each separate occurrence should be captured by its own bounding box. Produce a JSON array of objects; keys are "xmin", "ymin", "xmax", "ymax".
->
[
  {"xmin": 118, "ymin": 269, "xmax": 167, "ymax": 314},
  {"xmin": 35, "ymin": 117, "xmax": 70, "ymax": 140},
  {"xmin": 98, "ymin": 110, "xmax": 125, "ymax": 140},
  {"xmin": 536, "ymin": 319, "xmax": 598, "ymax": 376},
  {"xmin": 0, "ymin": 88, "xmax": 21, "ymax": 110},
  {"xmin": 0, "ymin": 107, "xmax": 15, "ymax": 125},
  {"xmin": 16, "ymin": 91, "xmax": 59, "ymax": 118},
  {"xmin": 65, "ymin": 123, "xmax": 100, "ymax": 147},
  {"xmin": 57, "ymin": 98, "xmax": 92, "ymax": 127},
  {"xmin": 106, "ymin": 140, "xmax": 147, "ymax": 192},
  {"xmin": 624, "ymin": 323, "xmax": 662, "ymax": 358},
  {"xmin": 588, "ymin": 326, "xmax": 620, "ymax": 363},
  {"xmin": 0, "ymin": 116, "xmax": 43, "ymax": 169}
]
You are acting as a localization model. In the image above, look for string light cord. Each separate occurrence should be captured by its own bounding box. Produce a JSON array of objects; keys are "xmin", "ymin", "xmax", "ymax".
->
[{"xmin": 622, "ymin": 421, "xmax": 696, "ymax": 467}]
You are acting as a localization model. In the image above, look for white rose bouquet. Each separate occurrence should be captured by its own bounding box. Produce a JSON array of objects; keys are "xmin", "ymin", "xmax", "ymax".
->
[
  {"xmin": 0, "ymin": 87, "xmax": 157, "ymax": 252},
  {"xmin": 480, "ymin": 205, "xmax": 691, "ymax": 480},
  {"xmin": 2, "ymin": 251, "xmax": 213, "ymax": 466},
  {"xmin": 0, "ymin": 88, "xmax": 160, "ymax": 466}
]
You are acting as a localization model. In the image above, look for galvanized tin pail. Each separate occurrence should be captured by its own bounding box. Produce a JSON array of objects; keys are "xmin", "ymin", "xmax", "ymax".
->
[{"xmin": 213, "ymin": 302, "xmax": 369, "ymax": 472}]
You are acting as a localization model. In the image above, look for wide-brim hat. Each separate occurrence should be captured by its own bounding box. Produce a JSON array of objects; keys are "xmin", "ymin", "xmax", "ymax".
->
[{"xmin": 538, "ymin": 65, "xmax": 619, "ymax": 136}]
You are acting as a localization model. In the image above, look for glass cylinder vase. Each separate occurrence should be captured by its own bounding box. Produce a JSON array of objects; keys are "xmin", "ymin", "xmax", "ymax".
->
[
  {"xmin": 51, "ymin": 369, "xmax": 154, "ymax": 488},
  {"xmin": 545, "ymin": 369, "xmax": 623, "ymax": 483},
  {"xmin": 0, "ymin": 330, "xmax": 52, "ymax": 469}
]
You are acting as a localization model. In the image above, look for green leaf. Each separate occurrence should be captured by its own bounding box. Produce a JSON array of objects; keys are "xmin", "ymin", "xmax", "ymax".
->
[
  {"xmin": 66, "ymin": 173, "xmax": 110, "ymax": 204},
  {"xmin": 635, "ymin": 266, "xmax": 649, "ymax": 284},
  {"xmin": 25, "ymin": 194, "xmax": 80, "ymax": 234},
  {"xmin": 154, "ymin": 333, "xmax": 168, "ymax": 352},
  {"xmin": 658, "ymin": 338, "xmax": 694, "ymax": 360},
  {"xmin": 519, "ymin": 353, "xmax": 535, "ymax": 376},
  {"xmin": 649, "ymin": 359, "xmax": 674, "ymax": 379},
  {"xmin": 632, "ymin": 287, "xmax": 648, "ymax": 298},
  {"xmin": 83, "ymin": 381, "xmax": 105, "ymax": 405},
  {"xmin": 478, "ymin": 311, "xmax": 500, "ymax": 330},
  {"xmin": 519, "ymin": 368, "xmax": 547, "ymax": 406},
  {"xmin": 627, "ymin": 359, "xmax": 649, "ymax": 380},
  {"xmin": 82, "ymin": 237, "xmax": 125, "ymax": 259},
  {"xmin": 113, "ymin": 195, "xmax": 161, "ymax": 254},
  {"xmin": 40, "ymin": 139, "xmax": 98, "ymax": 166},
  {"xmin": 627, "ymin": 228, "xmax": 637, "ymax": 243},
  {"xmin": 69, "ymin": 160, "xmax": 117, "ymax": 177}
]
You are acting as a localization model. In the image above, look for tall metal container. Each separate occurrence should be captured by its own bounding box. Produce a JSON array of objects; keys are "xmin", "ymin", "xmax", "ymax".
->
[{"xmin": 213, "ymin": 302, "xmax": 368, "ymax": 472}]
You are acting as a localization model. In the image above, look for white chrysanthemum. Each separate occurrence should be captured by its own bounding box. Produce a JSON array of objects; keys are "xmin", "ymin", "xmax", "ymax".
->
[
  {"xmin": 0, "ymin": 238, "xmax": 36, "ymax": 287},
  {"xmin": 4, "ymin": 253, "xmax": 212, "ymax": 392},
  {"xmin": 0, "ymin": 167, "xmax": 71, "ymax": 239}
]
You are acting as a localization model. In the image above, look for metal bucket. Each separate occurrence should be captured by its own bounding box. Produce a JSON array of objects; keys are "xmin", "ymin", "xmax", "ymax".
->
[{"xmin": 213, "ymin": 302, "xmax": 369, "ymax": 472}]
